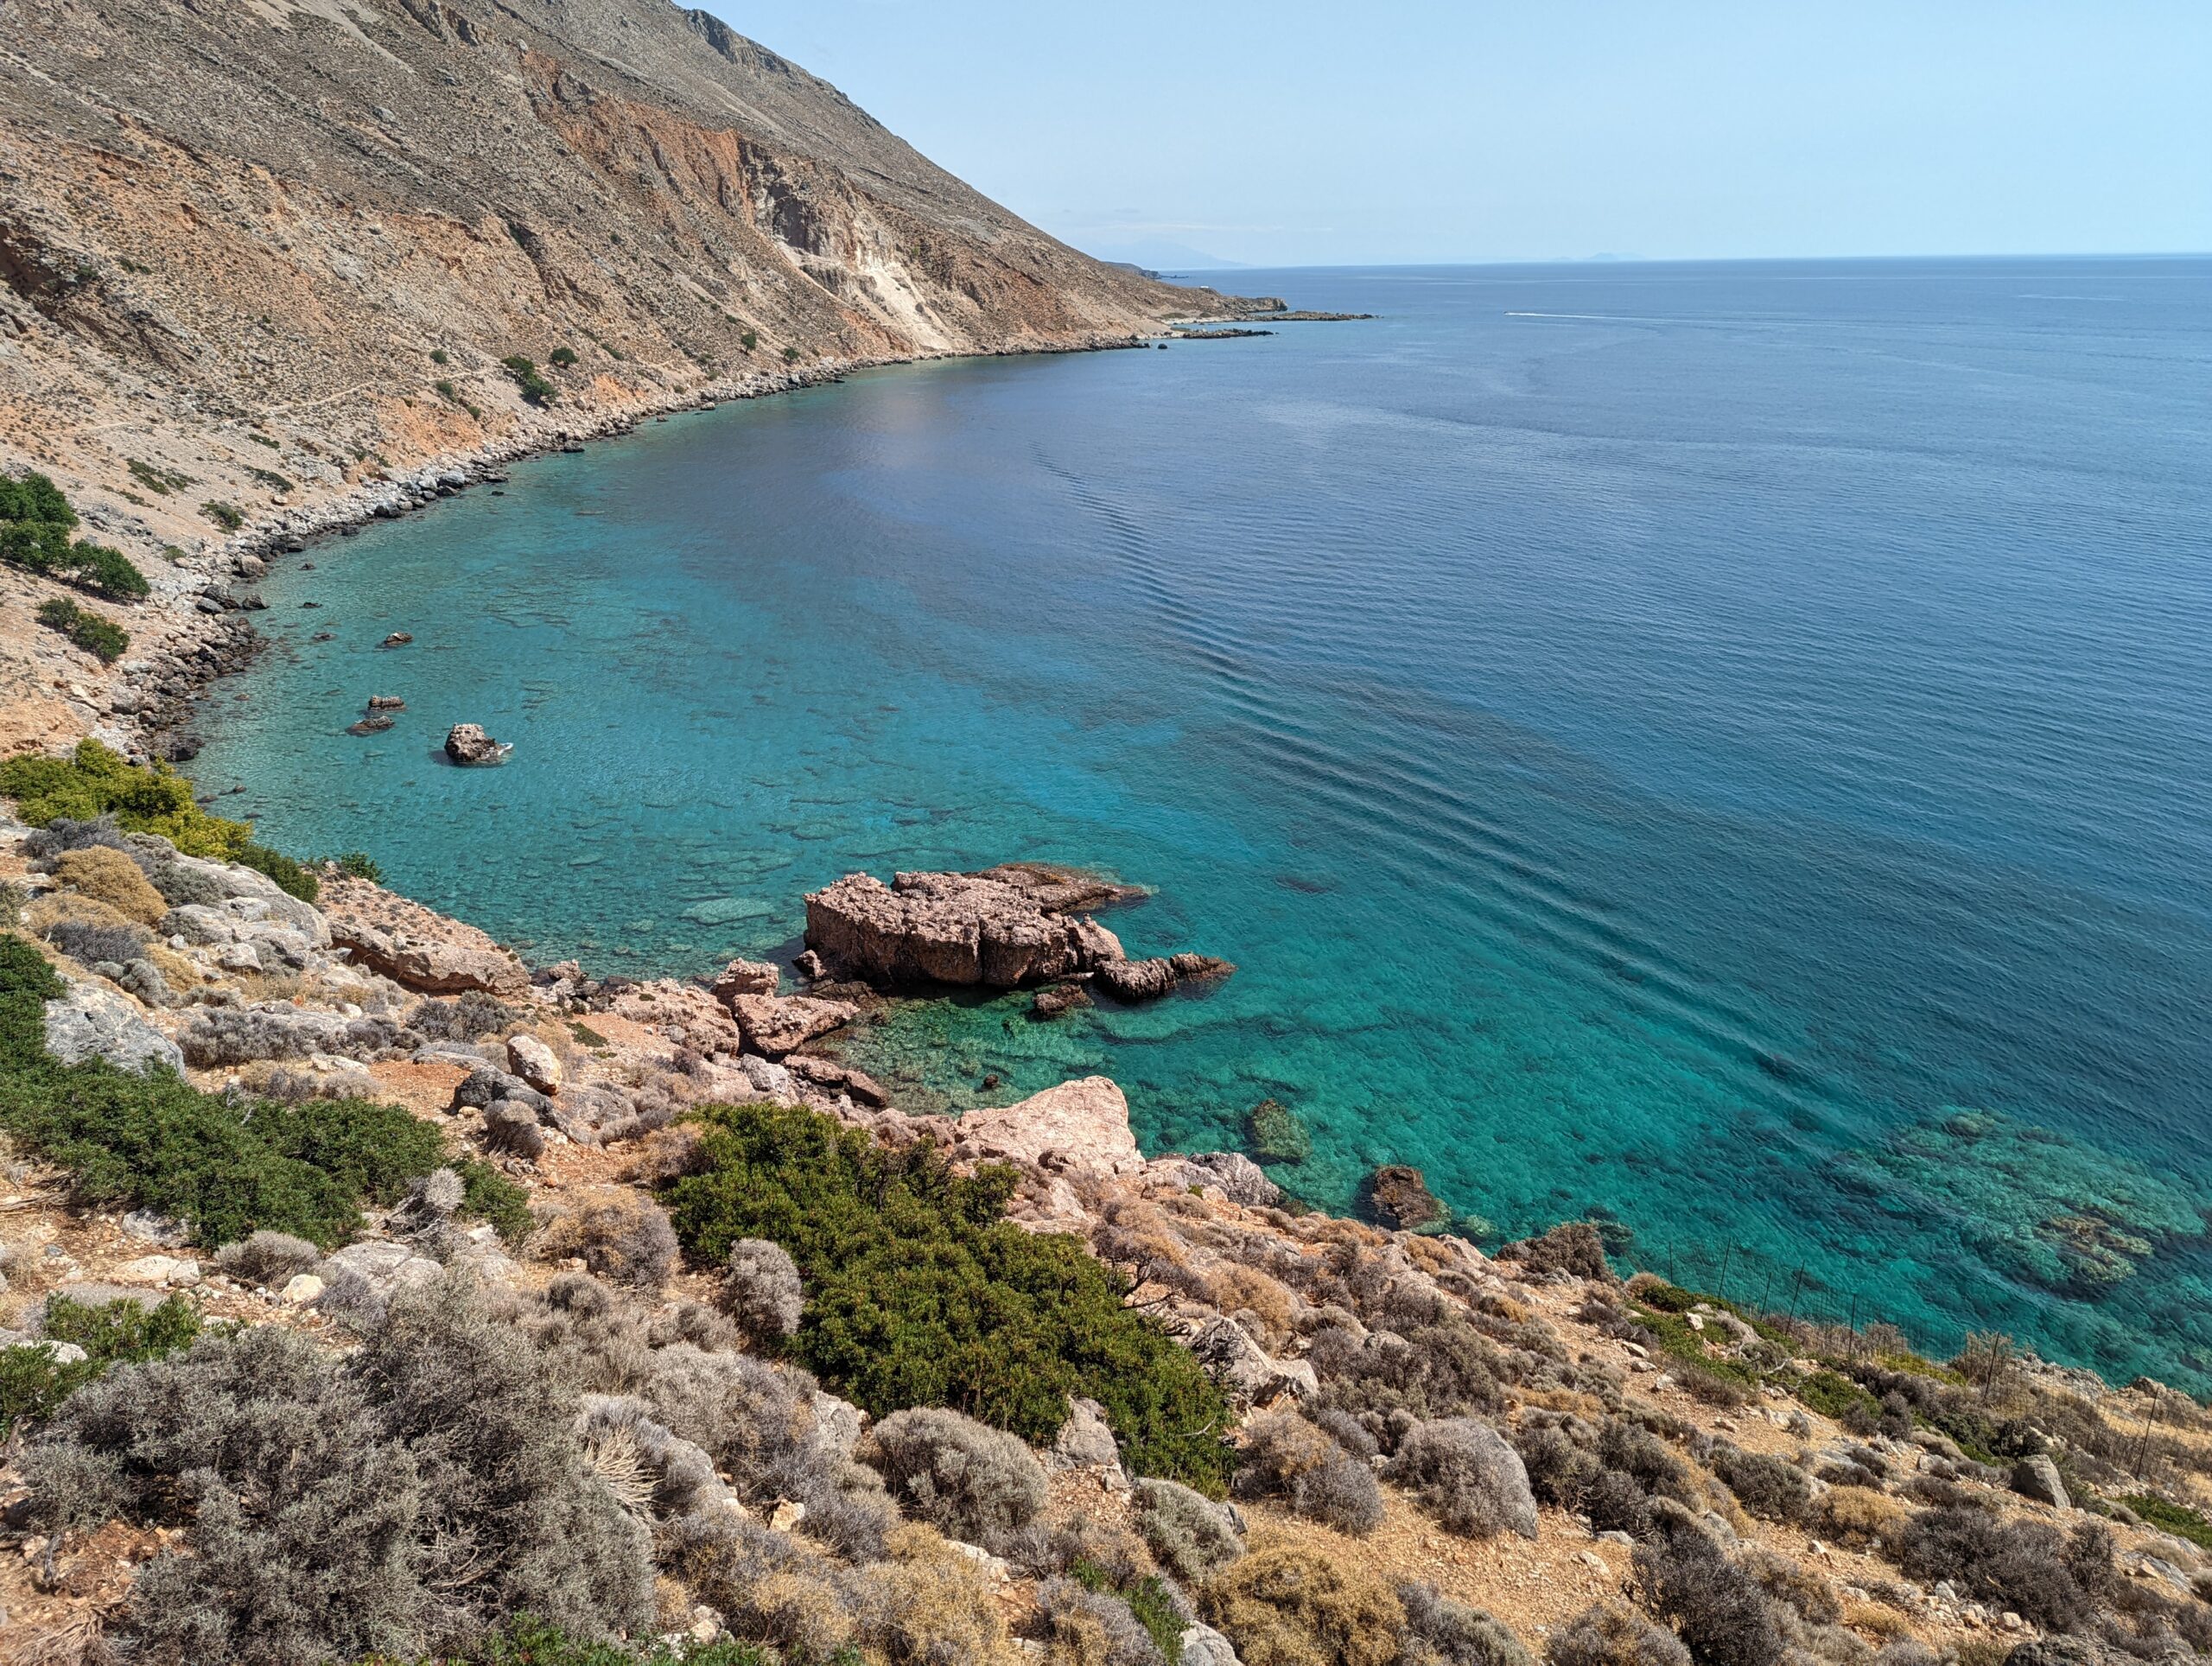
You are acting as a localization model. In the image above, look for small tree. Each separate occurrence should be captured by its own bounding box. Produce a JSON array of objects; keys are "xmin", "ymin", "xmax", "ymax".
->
[
  {"xmin": 781, "ymin": 345, "xmax": 801, "ymax": 364},
  {"xmin": 550, "ymin": 346, "xmax": 579, "ymax": 367}
]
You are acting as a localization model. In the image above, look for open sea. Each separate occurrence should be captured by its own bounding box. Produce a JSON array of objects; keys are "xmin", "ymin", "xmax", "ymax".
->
[{"xmin": 193, "ymin": 257, "xmax": 2212, "ymax": 1389}]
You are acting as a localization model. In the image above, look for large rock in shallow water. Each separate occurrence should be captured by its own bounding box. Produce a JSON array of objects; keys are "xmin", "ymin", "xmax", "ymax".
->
[
  {"xmin": 443, "ymin": 723, "xmax": 509, "ymax": 765},
  {"xmin": 803, "ymin": 863, "xmax": 1227, "ymax": 999}
]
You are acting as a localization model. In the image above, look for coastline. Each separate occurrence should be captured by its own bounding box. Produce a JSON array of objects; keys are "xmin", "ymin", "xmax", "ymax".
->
[{"xmin": 76, "ymin": 326, "xmax": 1237, "ymax": 767}]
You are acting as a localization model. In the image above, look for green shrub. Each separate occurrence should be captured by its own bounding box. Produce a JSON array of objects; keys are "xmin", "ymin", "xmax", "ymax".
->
[
  {"xmin": 331, "ymin": 850, "xmax": 385, "ymax": 883},
  {"xmin": 0, "ymin": 469, "xmax": 77, "ymax": 528},
  {"xmin": 0, "ymin": 1293, "xmax": 200, "ymax": 1436},
  {"xmin": 429, "ymin": 347, "xmax": 450, "ymax": 366},
  {"xmin": 35, "ymin": 598, "xmax": 130, "ymax": 663},
  {"xmin": 0, "ymin": 739, "xmax": 253, "ymax": 858},
  {"xmin": 1796, "ymin": 1369, "xmax": 1881, "ymax": 1423},
  {"xmin": 550, "ymin": 346, "xmax": 579, "ymax": 367},
  {"xmin": 237, "ymin": 839, "xmax": 320, "ymax": 902},
  {"xmin": 664, "ymin": 1101, "xmax": 1236, "ymax": 1493},
  {"xmin": 0, "ymin": 935, "xmax": 499, "ymax": 1248},
  {"xmin": 501, "ymin": 354, "xmax": 556, "ymax": 405},
  {"xmin": 202, "ymin": 499, "xmax": 244, "ymax": 529},
  {"xmin": 64, "ymin": 539, "xmax": 149, "ymax": 599},
  {"xmin": 435, "ymin": 378, "xmax": 461, "ymax": 402},
  {"xmin": 126, "ymin": 459, "xmax": 194, "ymax": 495},
  {"xmin": 740, "ymin": 330, "xmax": 759, "ymax": 351},
  {"xmin": 246, "ymin": 465, "xmax": 295, "ymax": 495},
  {"xmin": 2120, "ymin": 1493, "xmax": 2212, "ymax": 1551},
  {"xmin": 365, "ymin": 1614, "xmax": 772, "ymax": 1663},
  {"xmin": 780, "ymin": 345, "xmax": 801, "ymax": 364},
  {"xmin": 0, "ymin": 516, "xmax": 75, "ymax": 573}
]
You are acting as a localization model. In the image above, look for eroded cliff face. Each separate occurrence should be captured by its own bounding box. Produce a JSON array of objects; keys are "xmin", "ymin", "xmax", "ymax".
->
[{"xmin": 0, "ymin": 0, "xmax": 1239, "ymax": 542}]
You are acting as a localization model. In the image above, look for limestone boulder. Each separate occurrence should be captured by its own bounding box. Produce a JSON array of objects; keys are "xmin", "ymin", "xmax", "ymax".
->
[
  {"xmin": 726, "ymin": 993, "xmax": 856, "ymax": 1059},
  {"xmin": 42, "ymin": 980, "xmax": 185, "ymax": 1075},
  {"xmin": 954, "ymin": 1076, "xmax": 1143, "ymax": 1181}
]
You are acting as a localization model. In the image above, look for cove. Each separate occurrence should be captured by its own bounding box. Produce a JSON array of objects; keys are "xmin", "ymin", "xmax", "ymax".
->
[{"xmin": 193, "ymin": 258, "xmax": 2212, "ymax": 1390}]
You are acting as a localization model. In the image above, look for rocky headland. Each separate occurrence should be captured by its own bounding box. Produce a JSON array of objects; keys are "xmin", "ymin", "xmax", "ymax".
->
[{"xmin": 0, "ymin": 7, "xmax": 2208, "ymax": 1666}]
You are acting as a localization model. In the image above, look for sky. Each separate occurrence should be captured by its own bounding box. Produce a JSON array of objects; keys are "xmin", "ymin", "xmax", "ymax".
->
[{"xmin": 700, "ymin": 0, "xmax": 2211, "ymax": 269}]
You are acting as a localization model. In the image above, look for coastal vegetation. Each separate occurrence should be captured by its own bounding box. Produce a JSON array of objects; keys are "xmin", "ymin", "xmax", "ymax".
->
[
  {"xmin": 0, "ymin": 740, "xmax": 321, "ymax": 900},
  {"xmin": 0, "ymin": 470, "xmax": 149, "ymax": 600},
  {"xmin": 663, "ymin": 1099, "xmax": 1238, "ymax": 1492},
  {"xmin": 35, "ymin": 597, "xmax": 130, "ymax": 663},
  {"xmin": 0, "ymin": 934, "xmax": 526, "ymax": 1247},
  {"xmin": 502, "ymin": 354, "xmax": 558, "ymax": 405}
]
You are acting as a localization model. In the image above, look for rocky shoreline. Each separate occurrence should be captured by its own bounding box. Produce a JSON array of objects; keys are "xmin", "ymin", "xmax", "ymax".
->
[{"xmin": 90, "ymin": 326, "xmax": 1256, "ymax": 767}]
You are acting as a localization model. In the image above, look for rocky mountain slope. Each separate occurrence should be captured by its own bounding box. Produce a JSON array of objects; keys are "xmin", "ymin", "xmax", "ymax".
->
[{"xmin": 0, "ymin": 0, "xmax": 1248, "ymax": 550}]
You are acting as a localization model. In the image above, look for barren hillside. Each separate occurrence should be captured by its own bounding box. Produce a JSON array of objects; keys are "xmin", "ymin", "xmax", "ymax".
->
[{"xmin": 0, "ymin": 0, "xmax": 1244, "ymax": 546}]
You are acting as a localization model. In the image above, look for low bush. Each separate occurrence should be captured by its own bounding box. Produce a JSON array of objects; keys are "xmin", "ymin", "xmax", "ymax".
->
[
  {"xmin": 1400, "ymin": 1583, "xmax": 1536, "ymax": 1666},
  {"xmin": 368, "ymin": 1613, "xmax": 770, "ymax": 1664},
  {"xmin": 1235, "ymin": 1410, "xmax": 1383, "ymax": 1535},
  {"xmin": 534, "ymin": 1194, "xmax": 678, "ymax": 1291},
  {"xmin": 1039, "ymin": 1573, "xmax": 1168, "ymax": 1666},
  {"xmin": 781, "ymin": 345, "xmax": 801, "ymax": 364},
  {"xmin": 1708, "ymin": 1443, "xmax": 1809, "ymax": 1524},
  {"xmin": 51, "ymin": 844, "xmax": 168, "ymax": 924},
  {"xmin": 41, "ymin": 912, "xmax": 149, "ymax": 967},
  {"xmin": 1892, "ymin": 1506, "xmax": 2107, "ymax": 1633},
  {"xmin": 1513, "ymin": 1411, "xmax": 1601, "ymax": 1508},
  {"xmin": 333, "ymin": 849, "xmax": 385, "ymax": 882},
  {"xmin": 202, "ymin": 499, "xmax": 244, "ymax": 529},
  {"xmin": 0, "ymin": 1293, "xmax": 200, "ymax": 1436},
  {"xmin": 237, "ymin": 839, "xmax": 321, "ymax": 901},
  {"xmin": 1631, "ymin": 1526, "xmax": 1784, "ymax": 1666},
  {"xmin": 1133, "ymin": 1476, "xmax": 1244, "ymax": 1584},
  {"xmin": 1796, "ymin": 1369, "xmax": 1881, "ymax": 1424},
  {"xmin": 866, "ymin": 1405, "xmax": 1048, "ymax": 1541},
  {"xmin": 2121, "ymin": 1493, "xmax": 2212, "ymax": 1551},
  {"xmin": 664, "ymin": 1511, "xmax": 866, "ymax": 1657},
  {"xmin": 1198, "ymin": 1544, "xmax": 1406, "ymax": 1666},
  {"xmin": 29, "ymin": 1280, "xmax": 657, "ymax": 1663},
  {"xmin": 0, "ymin": 934, "xmax": 505, "ymax": 1248},
  {"xmin": 1498, "ymin": 1221, "xmax": 1615, "ymax": 1282},
  {"xmin": 550, "ymin": 346, "xmax": 579, "ymax": 366},
  {"xmin": 663, "ymin": 1102, "xmax": 1235, "ymax": 1492},
  {"xmin": 873, "ymin": 1523, "xmax": 1026, "ymax": 1665},
  {"xmin": 1545, "ymin": 1605, "xmax": 1693, "ymax": 1666},
  {"xmin": 35, "ymin": 596, "xmax": 129, "ymax": 662},
  {"xmin": 721, "ymin": 1236, "xmax": 804, "ymax": 1340},
  {"xmin": 502, "ymin": 354, "xmax": 556, "ymax": 404},
  {"xmin": 0, "ymin": 739, "xmax": 253, "ymax": 859},
  {"xmin": 213, "ymin": 1229, "xmax": 321, "ymax": 1284},
  {"xmin": 1814, "ymin": 1486, "xmax": 1904, "ymax": 1552},
  {"xmin": 408, "ymin": 990, "xmax": 517, "ymax": 1043},
  {"xmin": 1308, "ymin": 1310, "xmax": 1509, "ymax": 1433},
  {"xmin": 1384, "ymin": 1417, "xmax": 1539, "ymax": 1539}
]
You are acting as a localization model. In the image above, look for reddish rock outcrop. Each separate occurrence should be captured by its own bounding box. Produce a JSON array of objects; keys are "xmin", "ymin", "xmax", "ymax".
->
[
  {"xmin": 803, "ymin": 864, "xmax": 1230, "ymax": 1002},
  {"xmin": 321, "ymin": 874, "xmax": 530, "ymax": 997}
]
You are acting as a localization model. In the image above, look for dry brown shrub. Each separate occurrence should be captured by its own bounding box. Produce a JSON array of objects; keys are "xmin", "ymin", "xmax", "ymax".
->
[
  {"xmin": 1199, "ymin": 1541, "xmax": 1407, "ymax": 1666},
  {"xmin": 624, "ymin": 1123, "xmax": 705, "ymax": 1185},
  {"xmin": 1816, "ymin": 1487, "xmax": 1905, "ymax": 1551},
  {"xmin": 53, "ymin": 846, "xmax": 168, "ymax": 925},
  {"xmin": 1212, "ymin": 1263, "xmax": 1297, "ymax": 1339},
  {"xmin": 142, "ymin": 942, "xmax": 200, "ymax": 990},
  {"xmin": 24, "ymin": 891, "xmax": 137, "ymax": 938},
  {"xmin": 1840, "ymin": 1600, "xmax": 1910, "ymax": 1641},
  {"xmin": 532, "ymin": 1192, "xmax": 678, "ymax": 1290},
  {"xmin": 873, "ymin": 1523, "xmax": 1024, "ymax": 1665}
]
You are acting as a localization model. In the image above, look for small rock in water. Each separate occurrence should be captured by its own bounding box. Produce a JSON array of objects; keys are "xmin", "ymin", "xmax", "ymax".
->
[
  {"xmin": 367, "ymin": 695, "xmax": 405, "ymax": 709},
  {"xmin": 380, "ymin": 631, "xmax": 413, "ymax": 647},
  {"xmin": 347, "ymin": 715, "xmax": 394, "ymax": 735},
  {"xmin": 444, "ymin": 723, "xmax": 510, "ymax": 765},
  {"xmin": 1368, "ymin": 1162, "xmax": 1444, "ymax": 1230}
]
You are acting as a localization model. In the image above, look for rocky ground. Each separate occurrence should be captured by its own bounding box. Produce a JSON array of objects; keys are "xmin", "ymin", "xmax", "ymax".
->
[{"xmin": 3, "ymin": 808, "xmax": 2210, "ymax": 1664}]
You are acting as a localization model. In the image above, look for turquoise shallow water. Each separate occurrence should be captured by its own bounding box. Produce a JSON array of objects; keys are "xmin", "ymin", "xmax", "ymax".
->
[{"xmin": 194, "ymin": 258, "xmax": 2212, "ymax": 1388}]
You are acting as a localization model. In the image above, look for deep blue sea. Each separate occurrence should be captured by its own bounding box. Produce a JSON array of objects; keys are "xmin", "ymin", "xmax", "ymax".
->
[{"xmin": 194, "ymin": 258, "xmax": 2212, "ymax": 1389}]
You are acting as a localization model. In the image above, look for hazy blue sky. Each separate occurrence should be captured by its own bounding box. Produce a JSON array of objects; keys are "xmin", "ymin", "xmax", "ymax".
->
[{"xmin": 702, "ymin": 0, "xmax": 2210, "ymax": 268}]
